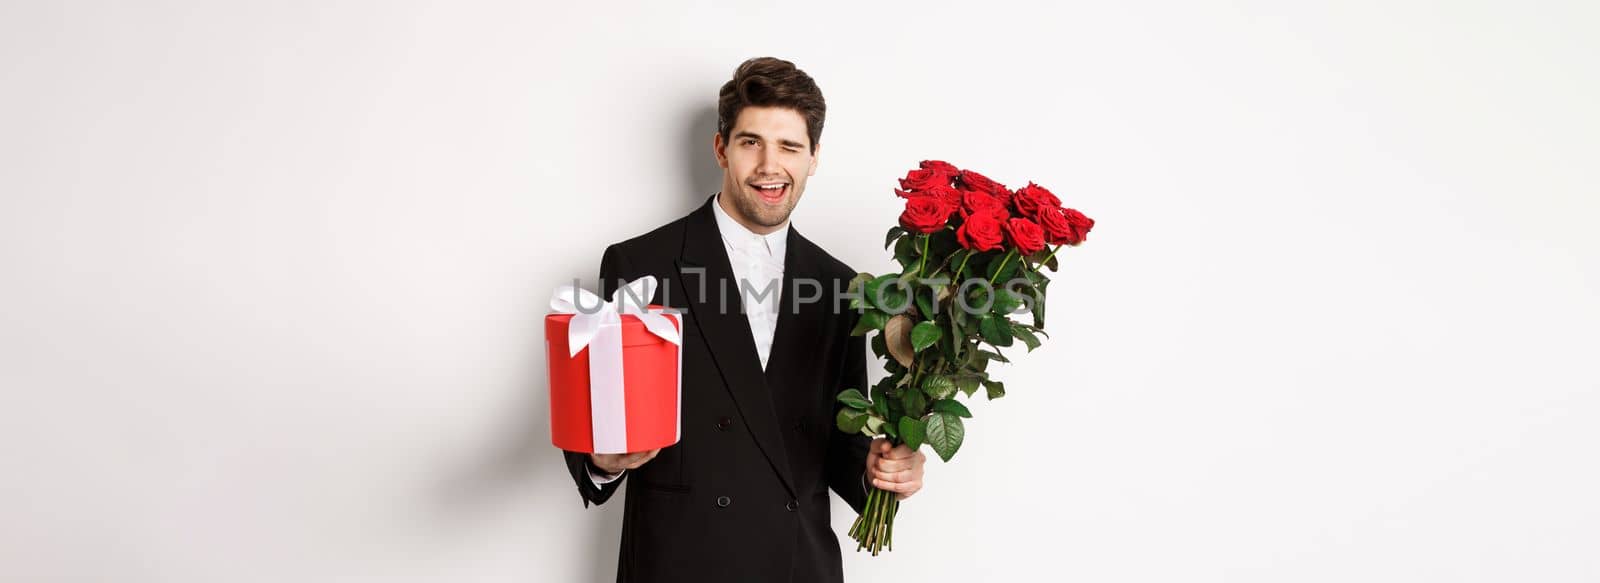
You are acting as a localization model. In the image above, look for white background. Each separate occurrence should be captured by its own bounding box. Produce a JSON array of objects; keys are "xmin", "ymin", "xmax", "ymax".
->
[{"xmin": 3, "ymin": 1, "xmax": 1597, "ymax": 582}]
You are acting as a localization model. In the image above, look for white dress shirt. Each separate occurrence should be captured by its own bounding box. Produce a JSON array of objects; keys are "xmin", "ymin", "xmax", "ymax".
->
[{"xmin": 590, "ymin": 194, "xmax": 866, "ymax": 495}]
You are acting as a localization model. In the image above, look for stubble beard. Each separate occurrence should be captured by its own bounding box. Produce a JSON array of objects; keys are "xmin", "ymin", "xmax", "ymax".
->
[{"xmin": 731, "ymin": 187, "xmax": 797, "ymax": 229}]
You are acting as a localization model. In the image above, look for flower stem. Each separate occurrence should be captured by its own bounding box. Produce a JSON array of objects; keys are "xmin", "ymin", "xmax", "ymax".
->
[
  {"xmin": 1034, "ymin": 244, "xmax": 1062, "ymax": 272},
  {"xmin": 988, "ymin": 249, "xmax": 1016, "ymax": 285},
  {"xmin": 954, "ymin": 252, "xmax": 972, "ymax": 280},
  {"xmin": 916, "ymin": 234, "xmax": 929, "ymax": 277},
  {"xmin": 849, "ymin": 480, "xmax": 900, "ymax": 556}
]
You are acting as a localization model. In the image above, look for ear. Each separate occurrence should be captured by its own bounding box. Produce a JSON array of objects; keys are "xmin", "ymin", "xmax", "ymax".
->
[
  {"xmin": 713, "ymin": 132, "xmax": 728, "ymax": 169},
  {"xmin": 807, "ymin": 141, "xmax": 820, "ymax": 176}
]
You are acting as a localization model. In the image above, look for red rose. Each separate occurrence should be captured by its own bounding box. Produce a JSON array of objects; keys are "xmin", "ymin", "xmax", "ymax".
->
[
  {"xmin": 899, "ymin": 196, "xmax": 953, "ymax": 234},
  {"xmin": 956, "ymin": 169, "xmax": 1008, "ymax": 199},
  {"xmin": 903, "ymin": 183, "xmax": 964, "ymax": 209},
  {"xmin": 959, "ymin": 190, "xmax": 1005, "ymax": 218},
  {"xmin": 1036, "ymin": 207, "xmax": 1096, "ymax": 245},
  {"xmin": 919, "ymin": 160, "xmax": 961, "ymax": 177},
  {"xmin": 898, "ymin": 167, "xmax": 955, "ymax": 193},
  {"xmin": 1011, "ymin": 182, "xmax": 1061, "ymax": 219},
  {"xmin": 956, "ymin": 208, "xmax": 1006, "ymax": 252},
  {"xmin": 1004, "ymin": 218, "xmax": 1046, "ymax": 255},
  {"xmin": 1034, "ymin": 206, "xmax": 1072, "ymax": 244},
  {"xmin": 1061, "ymin": 208, "xmax": 1095, "ymax": 245}
]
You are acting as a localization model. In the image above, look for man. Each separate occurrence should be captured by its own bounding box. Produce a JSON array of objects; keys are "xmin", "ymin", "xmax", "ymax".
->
[{"xmin": 560, "ymin": 57, "xmax": 928, "ymax": 583}]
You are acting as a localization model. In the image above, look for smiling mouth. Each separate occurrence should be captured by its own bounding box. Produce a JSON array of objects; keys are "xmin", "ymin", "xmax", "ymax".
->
[{"xmin": 751, "ymin": 183, "xmax": 789, "ymax": 202}]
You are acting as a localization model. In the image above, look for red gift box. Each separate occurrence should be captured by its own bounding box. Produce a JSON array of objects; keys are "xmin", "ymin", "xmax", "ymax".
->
[{"xmin": 546, "ymin": 304, "xmax": 683, "ymax": 454}]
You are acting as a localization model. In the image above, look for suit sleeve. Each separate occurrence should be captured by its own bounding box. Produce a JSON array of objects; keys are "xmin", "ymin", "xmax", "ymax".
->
[
  {"xmin": 563, "ymin": 243, "xmax": 633, "ymax": 508},
  {"xmin": 825, "ymin": 302, "xmax": 874, "ymax": 515}
]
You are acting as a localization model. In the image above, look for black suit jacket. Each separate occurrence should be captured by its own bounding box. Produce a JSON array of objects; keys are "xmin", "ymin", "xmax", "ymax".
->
[{"xmin": 562, "ymin": 194, "xmax": 873, "ymax": 583}]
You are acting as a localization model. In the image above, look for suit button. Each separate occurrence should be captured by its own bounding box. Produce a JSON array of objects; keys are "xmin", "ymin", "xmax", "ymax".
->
[
  {"xmin": 785, "ymin": 499, "xmax": 799, "ymax": 512},
  {"xmin": 716, "ymin": 416, "xmax": 732, "ymax": 431},
  {"xmin": 716, "ymin": 495, "xmax": 731, "ymax": 508}
]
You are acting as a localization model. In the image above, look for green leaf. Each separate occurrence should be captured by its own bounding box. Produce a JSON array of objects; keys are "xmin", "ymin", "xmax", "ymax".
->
[
  {"xmin": 866, "ymin": 274, "xmax": 911, "ymax": 314},
  {"xmin": 985, "ymin": 252, "xmax": 1020, "ymax": 283},
  {"xmin": 992, "ymin": 288, "xmax": 1023, "ymax": 315},
  {"xmin": 925, "ymin": 412, "xmax": 966, "ymax": 462},
  {"xmin": 936, "ymin": 326, "xmax": 958, "ymax": 361},
  {"xmin": 945, "ymin": 319, "xmax": 963, "ymax": 362},
  {"xmin": 898, "ymin": 416, "xmax": 927, "ymax": 451},
  {"xmin": 851, "ymin": 309, "xmax": 888, "ymax": 336},
  {"xmin": 847, "ymin": 272, "xmax": 874, "ymax": 295},
  {"xmin": 1031, "ymin": 278, "xmax": 1049, "ymax": 328},
  {"xmin": 931, "ymin": 399, "xmax": 972, "ymax": 418},
  {"xmin": 900, "ymin": 389, "xmax": 927, "ymax": 418},
  {"xmin": 836, "ymin": 388, "xmax": 871, "ymax": 410},
  {"xmin": 883, "ymin": 419, "xmax": 900, "ymax": 440},
  {"xmin": 979, "ymin": 315, "xmax": 1014, "ymax": 347},
  {"xmin": 870, "ymin": 382, "xmax": 891, "ymax": 417},
  {"xmin": 947, "ymin": 249, "xmax": 971, "ymax": 278},
  {"xmin": 955, "ymin": 376, "xmax": 981, "ymax": 398},
  {"xmin": 1011, "ymin": 323, "xmax": 1042, "ymax": 352},
  {"xmin": 893, "ymin": 236, "xmax": 919, "ymax": 271},
  {"xmin": 910, "ymin": 321, "xmax": 943, "ymax": 352},
  {"xmin": 836, "ymin": 408, "xmax": 868, "ymax": 433},
  {"xmin": 862, "ymin": 415, "xmax": 885, "ymax": 436},
  {"xmin": 884, "ymin": 226, "xmax": 907, "ymax": 250},
  {"xmin": 1014, "ymin": 322, "xmax": 1050, "ymax": 339},
  {"xmin": 870, "ymin": 332, "xmax": 887, "ymax": 358},
  {"xmin": 979, "ymin": 348, "xmax": 1011, "ymax": 363},
  {"xmin": 963, "ymin": 282, "xmax": 994, "ymax": 315},
  {"xmin": 914, "ymin": 288, "xmax": 937, "ymax": 321},
  {"xmin": 920, "ymin": 374, "xmax": 957, "ymax": 400},
  {"xmin": 983, "ymin": 379, "xmax": 1006, "ymax": 400}
]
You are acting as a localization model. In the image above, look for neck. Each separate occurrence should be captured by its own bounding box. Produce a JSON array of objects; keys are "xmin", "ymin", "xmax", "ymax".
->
[{"xmin": 716, "ymin": 191, "xmax": 785, "ymax": 235}]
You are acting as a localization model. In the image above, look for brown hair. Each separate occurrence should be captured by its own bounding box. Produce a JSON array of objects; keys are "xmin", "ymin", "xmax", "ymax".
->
[{"xmin": 717, "ymin": 57, "xmax": 825, "ymax": 155}]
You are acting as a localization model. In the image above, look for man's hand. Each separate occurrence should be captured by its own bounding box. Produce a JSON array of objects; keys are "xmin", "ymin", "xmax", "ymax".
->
[
  {"xmin": 865, "ymin": 437, "xmax": 926, "ymax": 501},
  {"xmin": 589, "ymin": 449, "xmax": 661, "ymax": 475}
]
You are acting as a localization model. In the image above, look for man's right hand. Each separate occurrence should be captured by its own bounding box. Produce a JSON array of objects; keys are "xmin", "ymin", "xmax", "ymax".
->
[{"xmin": 589, "ymin": 449, "xmax": 662, "ymax": 475}]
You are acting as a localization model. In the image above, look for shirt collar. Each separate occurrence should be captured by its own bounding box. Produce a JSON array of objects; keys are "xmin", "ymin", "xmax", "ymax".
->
[{"xmin": 712, "ymin": 191, "xmax": 789, "ymax": 261}]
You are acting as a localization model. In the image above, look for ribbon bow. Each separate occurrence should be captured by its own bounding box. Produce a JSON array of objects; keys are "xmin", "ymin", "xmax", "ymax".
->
[{"xmin": 549, "ymin": 275, "xmax": 682, "ymax": 356}]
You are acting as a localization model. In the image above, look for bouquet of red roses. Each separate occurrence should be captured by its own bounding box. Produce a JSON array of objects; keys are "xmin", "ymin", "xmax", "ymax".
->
[{"xmin": 839, "ymin": 160, "xmax": 1095, "ymax": 555}]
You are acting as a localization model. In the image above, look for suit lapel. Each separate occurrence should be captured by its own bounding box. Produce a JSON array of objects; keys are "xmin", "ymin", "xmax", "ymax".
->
[{"xmin": 673, "ymin": 195, "xmax": 815, "ymax": 500}]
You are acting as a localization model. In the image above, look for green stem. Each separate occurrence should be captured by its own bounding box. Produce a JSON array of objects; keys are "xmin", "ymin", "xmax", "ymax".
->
[
  {"xmin": 916, "ymin": 234, "xmax": 929, "ymax": 277},
  {"xmin": 887, "ymin": 497, "xmax": 899, "ymax": 551},
  {"xmin": 850, "ymin": 462, "xmax": 904, "ymax": 555},
  {"xmin": 954, "ymin": 252, "xmax": 972, "ymax": 280},
  {"xmin": 1033, "ymin": 244, "xmax": 1062, "ymax": 272},
  {"xmin": 988, "ymin": 249, "xmax": 1017, "ymax": 285}
]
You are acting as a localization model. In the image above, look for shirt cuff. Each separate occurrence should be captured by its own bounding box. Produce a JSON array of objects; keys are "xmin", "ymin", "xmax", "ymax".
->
[{"xmin": 588, "ymin": 463, "xmax": 625, "ymax": 487}]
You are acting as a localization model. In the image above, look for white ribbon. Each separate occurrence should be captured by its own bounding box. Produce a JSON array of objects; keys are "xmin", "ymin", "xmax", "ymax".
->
[{"xmin": 549, "ymin": 276, "xmax": 682, "ymax": 453}]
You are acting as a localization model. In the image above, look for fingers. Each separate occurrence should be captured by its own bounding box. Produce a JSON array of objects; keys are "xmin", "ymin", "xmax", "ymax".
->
[
  {"xmin": 875, "ymin": 456, "xmax": 911, "ymax": 473},
  {"xmin": 870, "ymin": 475, "xmax": 922, "ymax": 498},
  {"xmin": 622, "ymin": 448, "xmax": 661, "ymax": 470},
  {"xmin": 870, "ymin": 467, "xmax": 916, "ymax": 483},
  {"xmin": 868, "ymin": 457, "xmax": 923, "ymax": 483},
  {"xmin": 593, "ymin": 448, "xmax": 663, "ymax": 473},
  {"xmin": 882, "ymin": 445, "xmax": 918, "ymax": 460}
]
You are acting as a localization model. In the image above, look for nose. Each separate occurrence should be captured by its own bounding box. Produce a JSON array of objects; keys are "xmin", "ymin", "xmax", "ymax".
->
[{"xmin": 756, "ymin": 148, "xmax": 782, "ymax": 176}]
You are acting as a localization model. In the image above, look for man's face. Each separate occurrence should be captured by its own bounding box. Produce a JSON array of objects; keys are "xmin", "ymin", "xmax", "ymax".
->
[{"xmin": 713, "ymin": 105, "xmax": 819, "ymax": 234}]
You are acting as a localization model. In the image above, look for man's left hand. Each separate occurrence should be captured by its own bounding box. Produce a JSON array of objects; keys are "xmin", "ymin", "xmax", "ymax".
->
[{"xmin": 865, "ymin": 437, "xmax": 926, "ymax": 501}]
